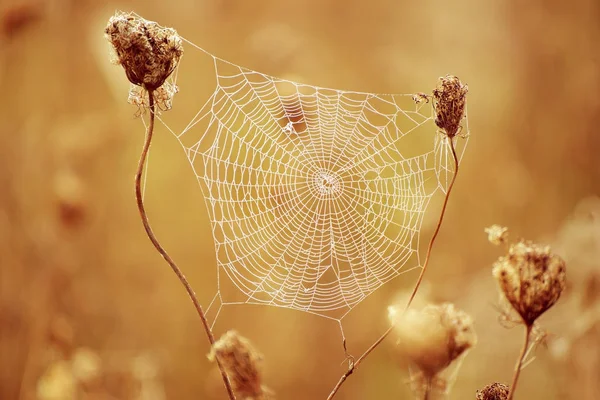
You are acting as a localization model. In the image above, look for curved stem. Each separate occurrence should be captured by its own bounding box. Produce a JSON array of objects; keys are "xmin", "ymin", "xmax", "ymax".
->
[
  {"xmin": 406, "ymin": 139, "xmax": 459, "ymax": 309},
  {"xmin": 135, "ymin": 92, "xmax": 236, "ymax": 400},
  {"xmin": 326, "ymin": 138, "xmax": 460, "ymax": 400},
  {"xmin": 507, "ymin": 324, "xmax": 532, "ymax": 400},
  {"xmin": 423, "ymin": 379, "xmax": 431, "ymax": 400}
]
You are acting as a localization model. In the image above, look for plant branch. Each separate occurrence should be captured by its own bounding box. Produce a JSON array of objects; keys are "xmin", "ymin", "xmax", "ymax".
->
[
  {"xmin": 507, "ymin": 324, "xmax": 532, "ymax": 400},
  {"xmin": 326, "ymin": 138, "xmax": 460, "ymax": 400},
  {"xmin": 135, "ymin": 91, "xmax": 236, "ymax": 400},
  {"xmin": 406, "ymin": 139, "xmax": 459, "ymax": 309},
  {"xmin": 423, "ymin": 379, "xmax": 431, "ymax": 400}
]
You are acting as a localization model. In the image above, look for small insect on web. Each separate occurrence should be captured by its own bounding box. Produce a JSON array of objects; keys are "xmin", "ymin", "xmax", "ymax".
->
[{"xmin": 130, "ymin": 16, "xmax": 469, "ymax": 328}]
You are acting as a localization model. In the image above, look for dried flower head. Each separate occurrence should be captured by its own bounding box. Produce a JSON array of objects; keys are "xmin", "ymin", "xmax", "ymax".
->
[
  {"xmin": 104, "ymin": 12, "xmax": 183, "ymax": 92},
  {"xmin": 493, "ymin": 240, "xmax": 567, "ymax": 326},
  {"xmin": 476, "ymin": 382, "xmax": 509, "ymax": 400},
  {"xmin": 485, "ymin": 225, "xmax": 509, "ymax": 246},
  {"xmin": 432, "ymin": 75, "xmax": 468, "ymax": 138},
  {"xmin": 391, "ymin": 303, "xmax": 477, "ymax": 379},
  {"xmin": 208, "ymin": 330, "xmax": 267, "ymax": 400}
]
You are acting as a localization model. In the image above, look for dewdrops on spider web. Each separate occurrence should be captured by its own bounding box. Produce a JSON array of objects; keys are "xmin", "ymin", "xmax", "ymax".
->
[
  {"xmin": 108, "ymin": 12, "xmax": 471, "ymax": 321},
  {"xmin": 104, "ymin": 11, "xmax": 183, "ymax": 111},
  {"xmin": 208, "ymin": 331, "xmax": 271, "ymax": 400}
]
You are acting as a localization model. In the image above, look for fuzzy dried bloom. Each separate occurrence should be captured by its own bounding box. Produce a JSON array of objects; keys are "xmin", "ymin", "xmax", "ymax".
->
[
  {"xmin": 485, "ymin": 225, "xmax": 509, "ymax": 246},
  {"xmin": 391, "ymin": 303, "xmax": 477, "ymax": 378},
  {"xmin": 104, "ymin": 12, "xmax": 183, "ymax": 92},
  {"xmin": 493, "ymin": 240, "xmax": 566, "ymax": 326},
  {"xmin": 432, "ymin": 75, "xmax": 468, "ymax": 138},
  {"xmin": 208, "ymin": 330, "xmax": 266, "ymax": 400},
  {"xmin": 476, "ymin": 382, "xmax": 509, "ymax": 400}
]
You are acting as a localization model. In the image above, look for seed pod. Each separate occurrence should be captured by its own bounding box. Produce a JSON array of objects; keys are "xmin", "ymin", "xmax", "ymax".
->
[
  {"xmin": 392, "ymin": 303, "xmax": 477, "ymax": 379},
  {"xmin": 432, "ymin": 75, "xmax": 468, "ymax": 138},
  {"xmin": 476, "ymin": 382, "xmax": 509, "ymax": 400},
  {"xmin": 493, "ymin": 240, "xmax": 567, "ymax": 326},
  {"xmin": 209, "ymin": 330, "xmax": 267, "ymax": 399},
  {"xmin": 104, "ymin": 12, "xmax": 183, "ymax": 92}
]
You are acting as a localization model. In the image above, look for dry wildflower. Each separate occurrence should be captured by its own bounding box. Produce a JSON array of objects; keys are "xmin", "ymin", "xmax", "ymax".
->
[
  {"xmin": 391, "ymin": 303, "xmax": 477, "ymax": 379},
  {"xmin": 104, "ymin": 11, "xmax": 183, "ymax": 96},
  {"xmin": 476, "ymin": 382, "xmax": 509, "ymax": 400},
  {"xmin": 493, "ymin": 240, "xmax": 567, "ymax": 326},
  {"xmin": 485, "ymin": 225, "xmax": 509, "ymax": 246},
  {"xmin": 209, "ymin": 330, "xmax": 268, "ymax": 399},
  {"xmin": 432, "ymin": 75, "xmax": 468, "ymax": 138}
]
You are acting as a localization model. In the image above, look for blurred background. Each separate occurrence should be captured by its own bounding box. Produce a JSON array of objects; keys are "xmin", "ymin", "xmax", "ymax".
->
[{"xmin": 1, "ymin": 0, "xmax": 599, "ymax": 399}]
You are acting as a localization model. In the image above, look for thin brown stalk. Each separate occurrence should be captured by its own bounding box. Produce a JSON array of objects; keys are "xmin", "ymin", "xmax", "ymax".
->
[
  {"xmin": 507, "ymin": 324, "xmax": 532, "ymax": 400},
  {"xmin": 326, "ymin": 139, "xmax": 460, "ymax": 400},
  {"xmin": 406, "ymin": 141, "xmax": 459, "ymax": 308},
  {"xmin": 423, "ymin": 379, "xmax": 431, "ymax": 400},
  {"xmin": 135, "ymin": 92, "xmax": 236, "ymax": 400}
]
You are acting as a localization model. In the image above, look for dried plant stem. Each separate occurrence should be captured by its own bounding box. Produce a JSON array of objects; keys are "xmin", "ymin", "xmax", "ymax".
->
[
  {"xmin": 507, "ymin": 324, "xmax": 532, "ymax": 400},
  {"xmin": 326, "ymin": 138, "xmax": 460, "ymax": 400},
  {"xmin": 406, "ymin": 140, "xmax": 459, "ymax": 308},
  {"xmin": 423, "ymin": 379, "xmax": 431, "ymax": 400},
  {"xmin": 135, "ymin": 92, "xmax": 236, "ymax": 400},
  {"xmin": 326, "ymin": 324, "xmax": 394, "ymax": 399}
]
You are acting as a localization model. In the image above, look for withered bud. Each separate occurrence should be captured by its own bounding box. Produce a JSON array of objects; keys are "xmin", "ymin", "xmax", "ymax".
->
[
  {"xmin": 493, "ymin": 240, "xmax": 566, "ymax": 326},
  {"xmin": 432, "ymin": 75, "xmax": 468, "ymax": 138},
  {"xmin": 104, "ymin": 12, "xmax": 183, "ymax": 92},
  {"xmin": 208, "ymin": 330, "xmax": 267, "ymax": 400},
  {"xmin": 476, "ymin": 382, "xmax": 509, "ymax": 400},
  {"xmin": 485, "ymin": 225, "xmax": 509, "ymax": 246},
  {"xmin": 391, "ymin": 303, "xmax": 477, "ymax": 378}
]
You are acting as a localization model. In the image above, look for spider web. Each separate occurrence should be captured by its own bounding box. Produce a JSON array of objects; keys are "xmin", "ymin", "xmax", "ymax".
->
[{"xmin": 150, "ymin": 35, "xmax": 468, "ymax": 323}]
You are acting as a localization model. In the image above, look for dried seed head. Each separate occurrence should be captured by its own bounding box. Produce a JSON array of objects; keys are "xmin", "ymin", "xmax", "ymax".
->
[
  {"xmin": 432, "ymin": 75, "xmax": 468, "ymax": 138},
  {"xmin": 493, "ymin": 240, "xmax": 567, "ymax": 326},
  {"xmin": 391, "ymin": 303, "xmax": 477, "ymax": 378},
  {"xmin": 104, "ymin": 12, "xmax": 183, "ymax": 92},
  {"xmin": 485, "ymin": 225, "xmax": 509, "ymax": 246},
  {"xmin": 208, "ymin": 330, "xmax": 266, "ymax": 399},
  {"xmin": 476, "ymin": 382, "xmax": 509, "ymax": 400}
]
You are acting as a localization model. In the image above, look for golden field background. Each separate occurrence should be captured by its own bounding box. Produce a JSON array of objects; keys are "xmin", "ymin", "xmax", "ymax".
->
[{"xmin": 1, "ymin": 0, "xmax": 599, "ymax": 399}]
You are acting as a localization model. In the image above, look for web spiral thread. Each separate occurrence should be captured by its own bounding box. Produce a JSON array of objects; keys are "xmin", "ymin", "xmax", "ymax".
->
[{"xmin": 151, "ymin": 33, "xmax": 468, "ymax": 322}]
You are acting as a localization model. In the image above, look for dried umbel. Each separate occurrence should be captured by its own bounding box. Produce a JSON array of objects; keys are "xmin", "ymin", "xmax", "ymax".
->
[
  {"xmin": 476, "ymin": 382, "xmax": 509, "ymax": 400},
  {"xmin": 432, "ymin": 75, "xmax": 468, "ymax": 138},
  {"xmin": 391, "ymin": 303, "xmax": 477, "ymax": 379},
  {"xmin": 209, "ymin": 330, "xmax": 267, "ymax": 400},
  {"xmin": 485, "ymin": 225, "xmax": 509, "ymax": 246},
  {"xmin": 104, "ymin": 12, "xmax": 183, "ymax": 92},
  {"xmin": 493, "ymin": 241, "xmax": 567, "ymax": 326}
]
